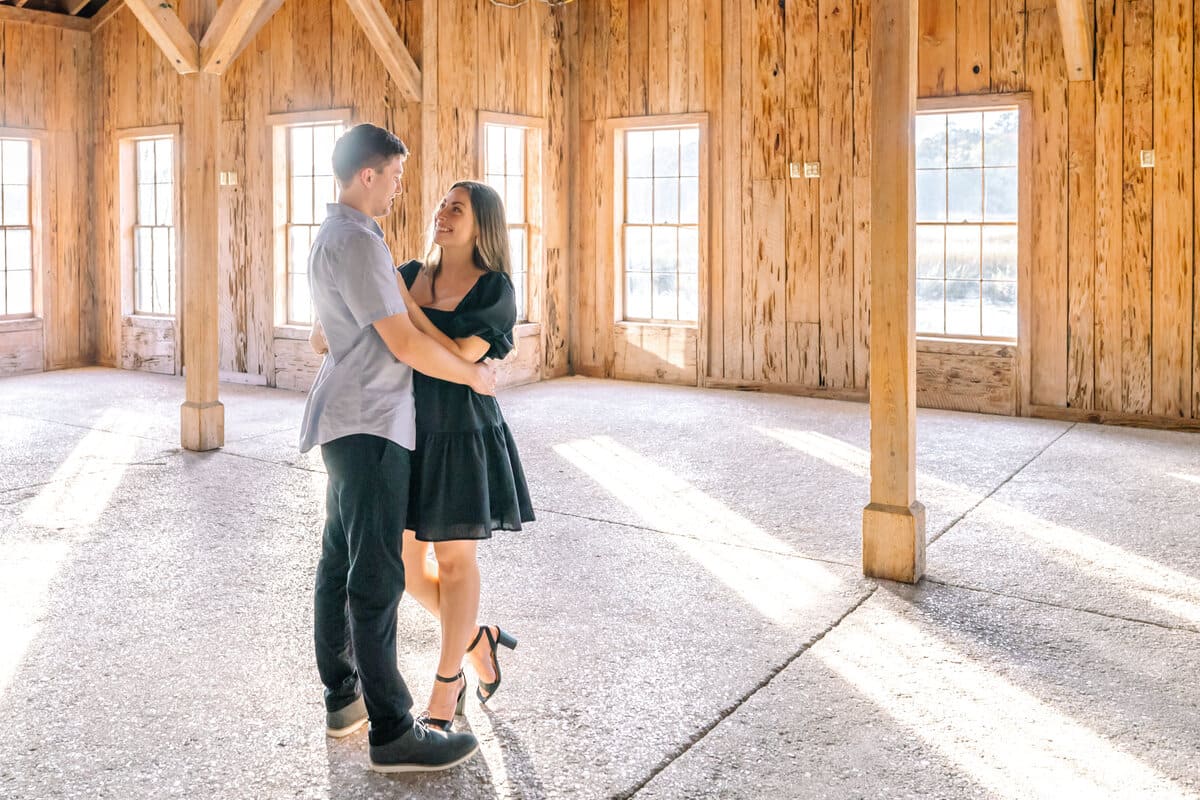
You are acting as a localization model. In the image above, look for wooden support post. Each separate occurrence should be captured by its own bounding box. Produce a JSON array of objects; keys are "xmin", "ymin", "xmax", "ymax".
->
[
  {"xmin": 1055, "ymin": 0, "xmax": 1094, "ymax": 81},
  {"xmin": 179, "ymin": 0, "xmax": 224, "ymax": 451},
  {"xmin": 862, "ymin": 0, "xmax": 925, "ymax": 583}
]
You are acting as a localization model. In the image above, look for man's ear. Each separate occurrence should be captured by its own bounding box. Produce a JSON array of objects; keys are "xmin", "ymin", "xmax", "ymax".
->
[{"xmin": 358, "ymin": 165, "xmax": 375, "ymax": 188}]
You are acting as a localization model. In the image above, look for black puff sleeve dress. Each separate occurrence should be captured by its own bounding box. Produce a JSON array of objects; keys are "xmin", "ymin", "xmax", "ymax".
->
[{"xmin": 398, "ymin": 260, "xmax": 535, "ymax": 542}]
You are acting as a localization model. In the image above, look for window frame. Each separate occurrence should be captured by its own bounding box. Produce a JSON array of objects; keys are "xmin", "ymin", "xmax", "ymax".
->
[
  {"xmin": 477, "ymin": 111, "xmax": 546, "ymax": 328},
  {"xmin": 606, "ymin": 113, "xmax": 708, "ymax": 329},
  {"xmin": 268, "ymin": 108, "xmax": 353, "ymax": 332},
  {"xmin": 914, "ymin": 93, "xmax": 1031, "ymax": 349},
  {"xmin": 0, "ymin": 128, "xmax": 47, "ymax": 324},
  {"xmin": 118, "ymin": 126, "xmax": 181, "ymax": 323}
]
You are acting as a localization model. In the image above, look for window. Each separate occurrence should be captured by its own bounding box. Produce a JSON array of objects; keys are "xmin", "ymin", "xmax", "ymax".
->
[
  {"xmin": 0, "ymin": 138, "xmax": 33, "ymax": 318},
  {"xmin": 284, "ymin": 122, "xmax": 344, "ymax": 325},
  {"xmin": 483, "ymin": 123, "xmax": 530, "ymax": 321},
  {"xmin": 619, "ymin": 125, "xmax": 700, "ymax": 323},
  {"xmin": 132, "ymin": 137, "xmax": 176, "ymax": 316},
  {"xmin": 915, "ymin": 107, "xmax": 1019, "ymax": 339}
]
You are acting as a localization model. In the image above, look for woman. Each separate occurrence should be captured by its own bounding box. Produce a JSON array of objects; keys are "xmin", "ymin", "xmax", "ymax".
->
[{"xmin": 311, "ymin": 180, "xmax": 534, "ymax": 731}]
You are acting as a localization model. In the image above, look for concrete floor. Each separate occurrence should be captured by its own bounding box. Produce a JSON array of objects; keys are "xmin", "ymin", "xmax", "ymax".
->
[{"xmin": 1, "ymin": 367, "xmax": 1198, "ymax": 800}]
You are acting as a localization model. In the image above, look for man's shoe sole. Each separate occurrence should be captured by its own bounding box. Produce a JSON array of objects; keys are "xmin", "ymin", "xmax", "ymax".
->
[
  {"xmin": 326, "ymin": 716, "xmax": 368, "ymax": 738},
  {"xmin": 368, "ymin": 742, "xmax": 480, "ymax": 774}
]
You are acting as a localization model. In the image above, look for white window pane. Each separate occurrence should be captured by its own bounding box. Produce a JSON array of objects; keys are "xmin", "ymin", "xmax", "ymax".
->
[
  {"xmin": 2, "ymin": 140, "xmax": 29, "ymax": 185},
  {"xmin": 509, "ymin": 226, "xmax": 527, "ymax": 272},
  {"xmin": 505, "ymin": 127, "xmax": 525, "ymax": 174},
  {"xmin": 486, "ymin": 126, "xmax": 506, "ymax": 174},
  {"xmin": 152, "ymin": 227, "xmax": 171, "ymax": 310},
  {"xmin": 5, "ymin": 269, "xmax": 31, "ymax": 315},
  {"xmin": 678, "ymin": 227, "xmax": 698, "ymax": 274},
  {"xmin": 486, "ymin": 173, "xmax": 506, "ymax": 197},
  {"xmin": 4, "ymin": 185, "xmax": 28, "ymax": 226},
  {"xmin": 982, "ymin": 225, "xmax": 1018, "ymax": 280},
  {"xmin": 653, "ymin": 129, "xmax": 680, "ymax": 176},
  {"xmin": 290, "ymin": 277, "xmax": 312, "ymax": 325},
  {"xmin": 137, "ymin": 140, "xmax": 155, "ymax": 183},
  {"xmin": 946, "ymin": 112, "xmax": 983, "ymax": 167},
  {"xmin": 915, "ymin": 115, "xmax": 946, "ymax": 169},
  {"xmin": 984, "ymin": 110, "xmax": 1019, "ymax": 167},
  {"xmin": 917, "ymin": 279, "xmax": 945, "ymax": 334},
  {"xmin": 945, "ymin": 226, "xmax": 981, "ymax": 280},
  {"xmin": 982, "ymin": 281, "xmax": 1018, "ymax": 338},
  {"xmin": 512, "ymin": 272, "xmax": 526, "ymax": 321},
  {"xmin": 916, "ymin": 169, "xmax": 946, "ymax": 222},
  {"xmin": 316, "ymin": 178, "xmax": 340, "ymax": 223},
  {"xmin": 679, "ymin": 176, "xmax": 699, "ymax": 225},
  {"xmin": 6, "ymin": 229, "xmax": 31, "ymax": 270},
  {"xmin": 652, "ymin": 226, "xmax": 677, "ymax": 274},
  {"xmin": 625, "ymin": 226, "xmax": 651, "ymax": 272},
  {"xmin": 627, "ymin": 178, "xmax": 653, "ymax": 223},
  {"xmin": 945, "ymin": 279, "xmax": 982, "ymax": 335},
  {"xmin": 652, "ymin": 272, "xmax": 678, "ymax": 320},
  {"xmin": 984, "ymin": 166, "xmax": 1018, "ymax": 222},
  {"xmin": 167, "ymin": 229, "xmax": 177, "ymax": 314},
  {"xmin": 291, "ymin": 127, "xmax": 313, "ymax": 177},
  {"xmin": 916, "ymin": 225, "xmax": 944, "ymax": 279},
  {"xmin": 680, "ymin": 128, "xmax": 700, "ymax": 177},
  {"xmin": 292, "ymin": 178, "xmax": 313, "ymax": 225},
  {"xmin": 654, "ymin": 177, "xmax": 679, "ymax": 224},
  {"xmin": 626, "ymin": 273, "xmax": 651, "ymax": 319},
  {"xmin": 627, "ymin": 131, "xmax": 654, "ymax": 178},
  {"xmin": 678, "ymin": 273, "xmax": 697, "ymax": 322},
  {"xmin": 135, "ymin": 229, "xmax": 153, "ymax": 312},
  {"xmin": 948, "ymin": 168, "xmax": 983, "ymax": 222},
  {"xmin": 156, "ymin": 184, "xmax": 173, "ymax": 226},
  {"xmin": 289, "ymin": 226, "xmax": 312, "ymax": 275},
  {"xmin": 506, "ymin": 175, "xmax": 525, "ymax": 224},
  {"xmin": 313, "ymin": 126, "xmax": 339, "ymax": 177},
  {"xmin": 137, "ymin": 184, "xmax": 155, "ymax": 226},
  {"xmin": 155, "ymin": 139, "xmax": 173, "ymax": 183}
]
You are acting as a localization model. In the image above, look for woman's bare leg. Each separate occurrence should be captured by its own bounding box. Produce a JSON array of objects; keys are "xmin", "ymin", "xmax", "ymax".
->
[
  {"xmin": 425, "ymin": 540, "xmax": 481, "ymax": 719},
  {"xmin": 401, "ymin": 530, "xmax": 439, "ymax": 616}
]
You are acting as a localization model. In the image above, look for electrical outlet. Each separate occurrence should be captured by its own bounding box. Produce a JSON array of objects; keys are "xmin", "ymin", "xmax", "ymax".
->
[
  {"xmin": 789, "ymin": 162, "xmax": 802, "ymax": 179},
  {"xmin": 1140, "ymin": 150, "xmax": 1155, "ymax": 168},
  {"xmin": 804, "ymin": 161, "xmax": 821, "ymax": 179}
]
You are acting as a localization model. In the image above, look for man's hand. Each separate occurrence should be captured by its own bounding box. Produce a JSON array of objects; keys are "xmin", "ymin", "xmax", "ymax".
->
[
  {"xmin": 310, "ymin": 321, "xmax": 329, "ymax": 355},
  {"xmin": 470, "ymin": 362, "xmax": 498, "ymax": 397}
]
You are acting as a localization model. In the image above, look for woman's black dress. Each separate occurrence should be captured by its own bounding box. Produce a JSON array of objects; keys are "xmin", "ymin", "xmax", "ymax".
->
[{"xmin": 398, "ymin": 260, "xmax": 535, "ymax": 542}]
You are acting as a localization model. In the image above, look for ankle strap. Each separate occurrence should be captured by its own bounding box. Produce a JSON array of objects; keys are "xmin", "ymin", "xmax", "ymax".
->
[
  {"xmin": 466, "ymin": 626, "xmax": 487, "ymax": 653},
  {"xmin": 435, "ymin": 671, "xmax": 463, "ymax": 683}
]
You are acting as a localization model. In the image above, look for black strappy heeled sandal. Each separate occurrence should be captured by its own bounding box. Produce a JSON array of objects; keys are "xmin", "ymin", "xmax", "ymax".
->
[
  {"xmin": 467, "ymin": 625, "xmax": 517, "ymax": 705},
  {"xmin": 418, "ymin": 671, "xmax": 467, "ymax": 732}
]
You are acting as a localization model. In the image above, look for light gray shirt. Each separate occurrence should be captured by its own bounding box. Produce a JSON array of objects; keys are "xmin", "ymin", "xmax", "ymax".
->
[{"xmin": 298, "ymin": 203, "xmax": 416, "ymax": 453}]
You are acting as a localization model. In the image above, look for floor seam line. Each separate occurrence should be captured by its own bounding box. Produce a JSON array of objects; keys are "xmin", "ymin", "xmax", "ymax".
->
[
  {"xmin": 614, "ymin": 586, "xmax": 879, "ymax": 800},
  {"xmin": 927, "ymin": 422, "xmax": 1079, "ymax": 547},
  {"xmin": 923, "ymin": 576, "xmax": 1199, "ymax": 634},
  {"xmin": 533, "ymin": 507, "xmax": 860, "ymax": 571}
]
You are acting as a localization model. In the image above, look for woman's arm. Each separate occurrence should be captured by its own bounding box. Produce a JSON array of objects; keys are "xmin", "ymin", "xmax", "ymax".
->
[{"xmin": 395, "ymin": 273, "xmax": 490, "ymax": 363}]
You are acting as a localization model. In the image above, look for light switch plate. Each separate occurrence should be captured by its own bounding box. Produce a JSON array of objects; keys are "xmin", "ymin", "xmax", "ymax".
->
[
  {"xmin": 803, "ymin": 161, "xmax": 821, "ymax": 179},
  {"xmin": 789, "ymin": 162, "xmax": 802, "ymax": 179},
  {"xmin": 1140, "ymin": 150, "xmax": 1155, "ymax": 168}
]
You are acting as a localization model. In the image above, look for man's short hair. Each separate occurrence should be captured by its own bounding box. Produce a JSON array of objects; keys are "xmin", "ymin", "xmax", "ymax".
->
[{"xmin": 331, "ymin": 124, "xmax": 408, "ymax": 185}]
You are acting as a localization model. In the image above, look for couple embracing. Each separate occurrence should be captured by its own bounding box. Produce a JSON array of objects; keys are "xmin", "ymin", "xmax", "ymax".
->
[{"xmin": 298, "ymin": 123, "xmax": 533, "ymax": 773}]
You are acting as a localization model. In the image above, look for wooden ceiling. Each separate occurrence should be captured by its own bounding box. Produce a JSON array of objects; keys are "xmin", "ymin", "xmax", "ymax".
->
[{"xmin": 1, "ymin": 0, "xmax": 106, "ymax": 18}]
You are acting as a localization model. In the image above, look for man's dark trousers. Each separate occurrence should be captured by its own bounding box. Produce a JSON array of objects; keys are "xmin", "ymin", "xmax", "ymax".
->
[{"xmin": 315, "ymin": 433, "xmax": 414, "ymax": 746}]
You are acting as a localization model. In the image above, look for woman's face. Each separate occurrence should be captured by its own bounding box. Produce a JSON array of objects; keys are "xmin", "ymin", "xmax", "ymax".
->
[{"xmin": 433, "ymin": 187, "xmax": 477, "ymax": 249}]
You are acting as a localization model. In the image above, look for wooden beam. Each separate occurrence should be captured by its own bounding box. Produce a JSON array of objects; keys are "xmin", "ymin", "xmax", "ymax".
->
[
  {"xmin": 67, "ymin": 0, "xmax": 90, "ymax": 15},
  {"xmin": 1055, "ymin": 0, "xmax": 1093, "ymax": 81},
  {"xmin": 15, "ymin": 0, "xmax": 31, "ymax": 7},
  {"xmin": 0, "ymin": 2, "xmax": 91, "ymax": 30},
  {"xmin": 179, "ymin": 0, "xmax": 224, "ymax": 451},
  {"xmin": 91, "ymin": 0, "xmax": 125, "ymax": 32},
  {"xmin": 341, "ymin": 0, "xmax": 422, "ymax": 101},
  {"xmin": 227, "ymin": 0, "xmax": 284, "ymax": 63},
  {"xmin": 862, "ymin": 0, "xmax": 925, "ymax": 583},
  {"xmin": 122, "ymin": 0, "xmax": 200, "ymax": 74},
  {"xmin": 199, "ymin": 0, "xmax": 276, "ymax": 74}
]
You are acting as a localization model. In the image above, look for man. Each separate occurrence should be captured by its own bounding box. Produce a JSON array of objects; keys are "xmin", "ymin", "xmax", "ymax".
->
[{"xmin": 298, "ymin": 123, "xmax": 493, "ymax": 773}]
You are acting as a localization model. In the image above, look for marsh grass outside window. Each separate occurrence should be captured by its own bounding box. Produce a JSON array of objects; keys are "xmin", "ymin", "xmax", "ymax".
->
[
  {"xmin": 0, "ymin": 138, "xmax": 33, "ymax": 319},
  {"xmin": 483, "ymin": 123, "xmax": 530, "ymax": 321},
  {"xmin": 286, "ymin": 122, "xmax": 344, "ymax": 325},
  {"xmin": 133, "ymin": 138, "xmax": 175, "ymax": 316},
  {"xmin": 621, "ymin": 126, "xmax": 700, "ymax": 323},
  {"xmin": 915, "ymin": 108, "xmax": 1019, "ymax": 339}
]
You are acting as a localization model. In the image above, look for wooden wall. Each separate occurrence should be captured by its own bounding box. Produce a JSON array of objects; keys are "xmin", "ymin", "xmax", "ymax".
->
[
  {"xmin": 572, "ymin": 0, "xmax": 1200, "ymax": 426},
  {"xmin": 91, "ymin": 0, "xmax": 570, "ymax": 391},
  {"xmin": 0, "ymin": 18, "xmax": 92, "ymax": 377}
]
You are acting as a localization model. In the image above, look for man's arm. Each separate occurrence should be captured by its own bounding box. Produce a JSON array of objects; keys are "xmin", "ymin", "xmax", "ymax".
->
[
  {"xmin": 395, "ymin": 273, "xmax": 490, "ymax": 363},
  {"xmin": 374, "ymin": 312, "xmax": 496, "ymax": 395}
]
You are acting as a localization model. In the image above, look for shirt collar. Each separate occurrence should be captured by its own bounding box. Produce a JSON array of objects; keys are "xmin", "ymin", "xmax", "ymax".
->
[{"xmin": 326, "ymin": 203, "xmax": 384, "ymax": 237}]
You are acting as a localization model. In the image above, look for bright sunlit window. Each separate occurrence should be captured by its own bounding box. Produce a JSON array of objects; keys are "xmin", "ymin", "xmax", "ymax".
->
[
  {"xmin": 915, "ymin": 108, "xmax": 1019, "ymax": 339},
  {"xmin": 483, "ymin": 123, "xmax": 530, "ymax": 322},
  {"xmin": 0, "ymin": 138, "xmax": 33, "ymax": 318},
  {"xmin": 133, "ymin": 137, "xmax": 175, "ymax": 316},
  {"xmin": 285, "ymin": 122, "xmax": 344, "ymax": 325},
  {"xmin": 620, "ymin": 125, "xmax": 700, "ymax": 323}
]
